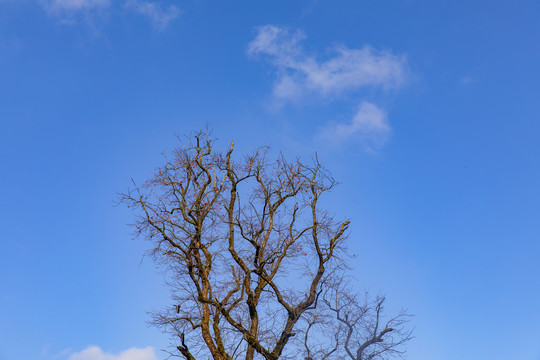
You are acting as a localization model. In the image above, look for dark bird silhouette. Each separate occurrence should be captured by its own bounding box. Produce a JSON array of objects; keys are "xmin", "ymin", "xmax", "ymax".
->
[{"xmin": 176, "ymin": 304, "xmax": 181, "ymax": 313}]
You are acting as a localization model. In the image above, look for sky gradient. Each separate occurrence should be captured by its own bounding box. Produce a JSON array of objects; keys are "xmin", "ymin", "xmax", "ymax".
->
[{"xmin": 1, "ymin": 1, "xmax": 540, "ymax": 360}]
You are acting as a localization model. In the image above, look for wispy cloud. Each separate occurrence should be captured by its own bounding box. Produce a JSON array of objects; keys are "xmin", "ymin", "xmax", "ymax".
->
[
  {"xmin": 40, "ymin": 0, "xmax": 111, "ymax": 27},
  {"xmin": 318, "ymin": 101, "xmax": 391, "ymax": 150},
  {"xmin": 248, "ymin": 25, "xmax": 407, "ymax": 150},
  {"xmin": 40, "ymin": 0, "xmax": 180, "ymax": 30},
  {"xmin": 42, "ymin": 0, "xmax": 110, "ymax": 14},
  {"xmin": 125, "ymin": 0, "xmax": 181, "ymax": 31},
  {"xmin": 248, "ymin": 25, "xmax": 407, "ymax": 103},
  {"xmin": 68, "ymin": 346, "xmax": 157, "ymax": 360}
]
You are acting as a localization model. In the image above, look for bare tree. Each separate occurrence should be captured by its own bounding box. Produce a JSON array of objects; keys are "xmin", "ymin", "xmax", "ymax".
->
[{"xmin": 121, "ymin": 130, "xmax": 412, "ymax": 360}]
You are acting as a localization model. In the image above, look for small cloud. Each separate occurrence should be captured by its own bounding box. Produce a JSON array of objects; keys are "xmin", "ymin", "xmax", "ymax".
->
[
  {"xmin": 68, "ymin": 346, "xmax": 157, "ymax": 360},
  {"xmin": 318, "ymin": 101, "xmax": 391, "ymax": 151},
  {"xmin": 248, "ymin": 25, "xmax": 407, "ymax": 103},
  {"xmin": 125, "ymin": 0, "xmax": 181, "ymax": 31}
]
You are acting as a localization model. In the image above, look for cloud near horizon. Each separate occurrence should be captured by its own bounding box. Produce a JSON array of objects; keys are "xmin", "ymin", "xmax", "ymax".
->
[{"xmin": 68, "ymin": 346, "xmax": 157, "ymax": 360}]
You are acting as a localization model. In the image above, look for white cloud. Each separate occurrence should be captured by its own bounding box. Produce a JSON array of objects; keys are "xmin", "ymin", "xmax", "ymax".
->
[
  {"xmin": 42, "ymin": 0, "xmax": 110, "ymax": 13},
  {"xmin": 68, "ymin": 346, "xmax": 157, "ymax": 360},
  {"xmin": 318, "ymin": 101, "xmax": 391, "ymax": 150},
  {"xmin": 126, "ymin": 0, "xmax": 181, "ymax": 31},
  {"xmin": 249, "ymin": 25, "xmax": 407, "ymax": 150},
  {"xmin": 248, "ymin": 25, "xmax": 407, "ymax": 102}
]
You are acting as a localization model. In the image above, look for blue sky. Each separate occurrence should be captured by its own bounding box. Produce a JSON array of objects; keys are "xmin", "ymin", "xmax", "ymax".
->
[{"xmin": 1, "ymin": 0, "xmax": 540, "ymax": 359}]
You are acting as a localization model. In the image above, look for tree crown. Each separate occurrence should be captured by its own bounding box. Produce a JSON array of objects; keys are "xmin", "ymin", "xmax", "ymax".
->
[{"xmin": 121, "ymin": 130, "xmax": 411, "ymax": 360}]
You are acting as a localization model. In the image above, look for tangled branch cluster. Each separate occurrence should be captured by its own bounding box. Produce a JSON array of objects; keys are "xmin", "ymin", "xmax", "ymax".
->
[{"xmin": 121, "ymin": 130, "xmax": 411, "ymax": 360}]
